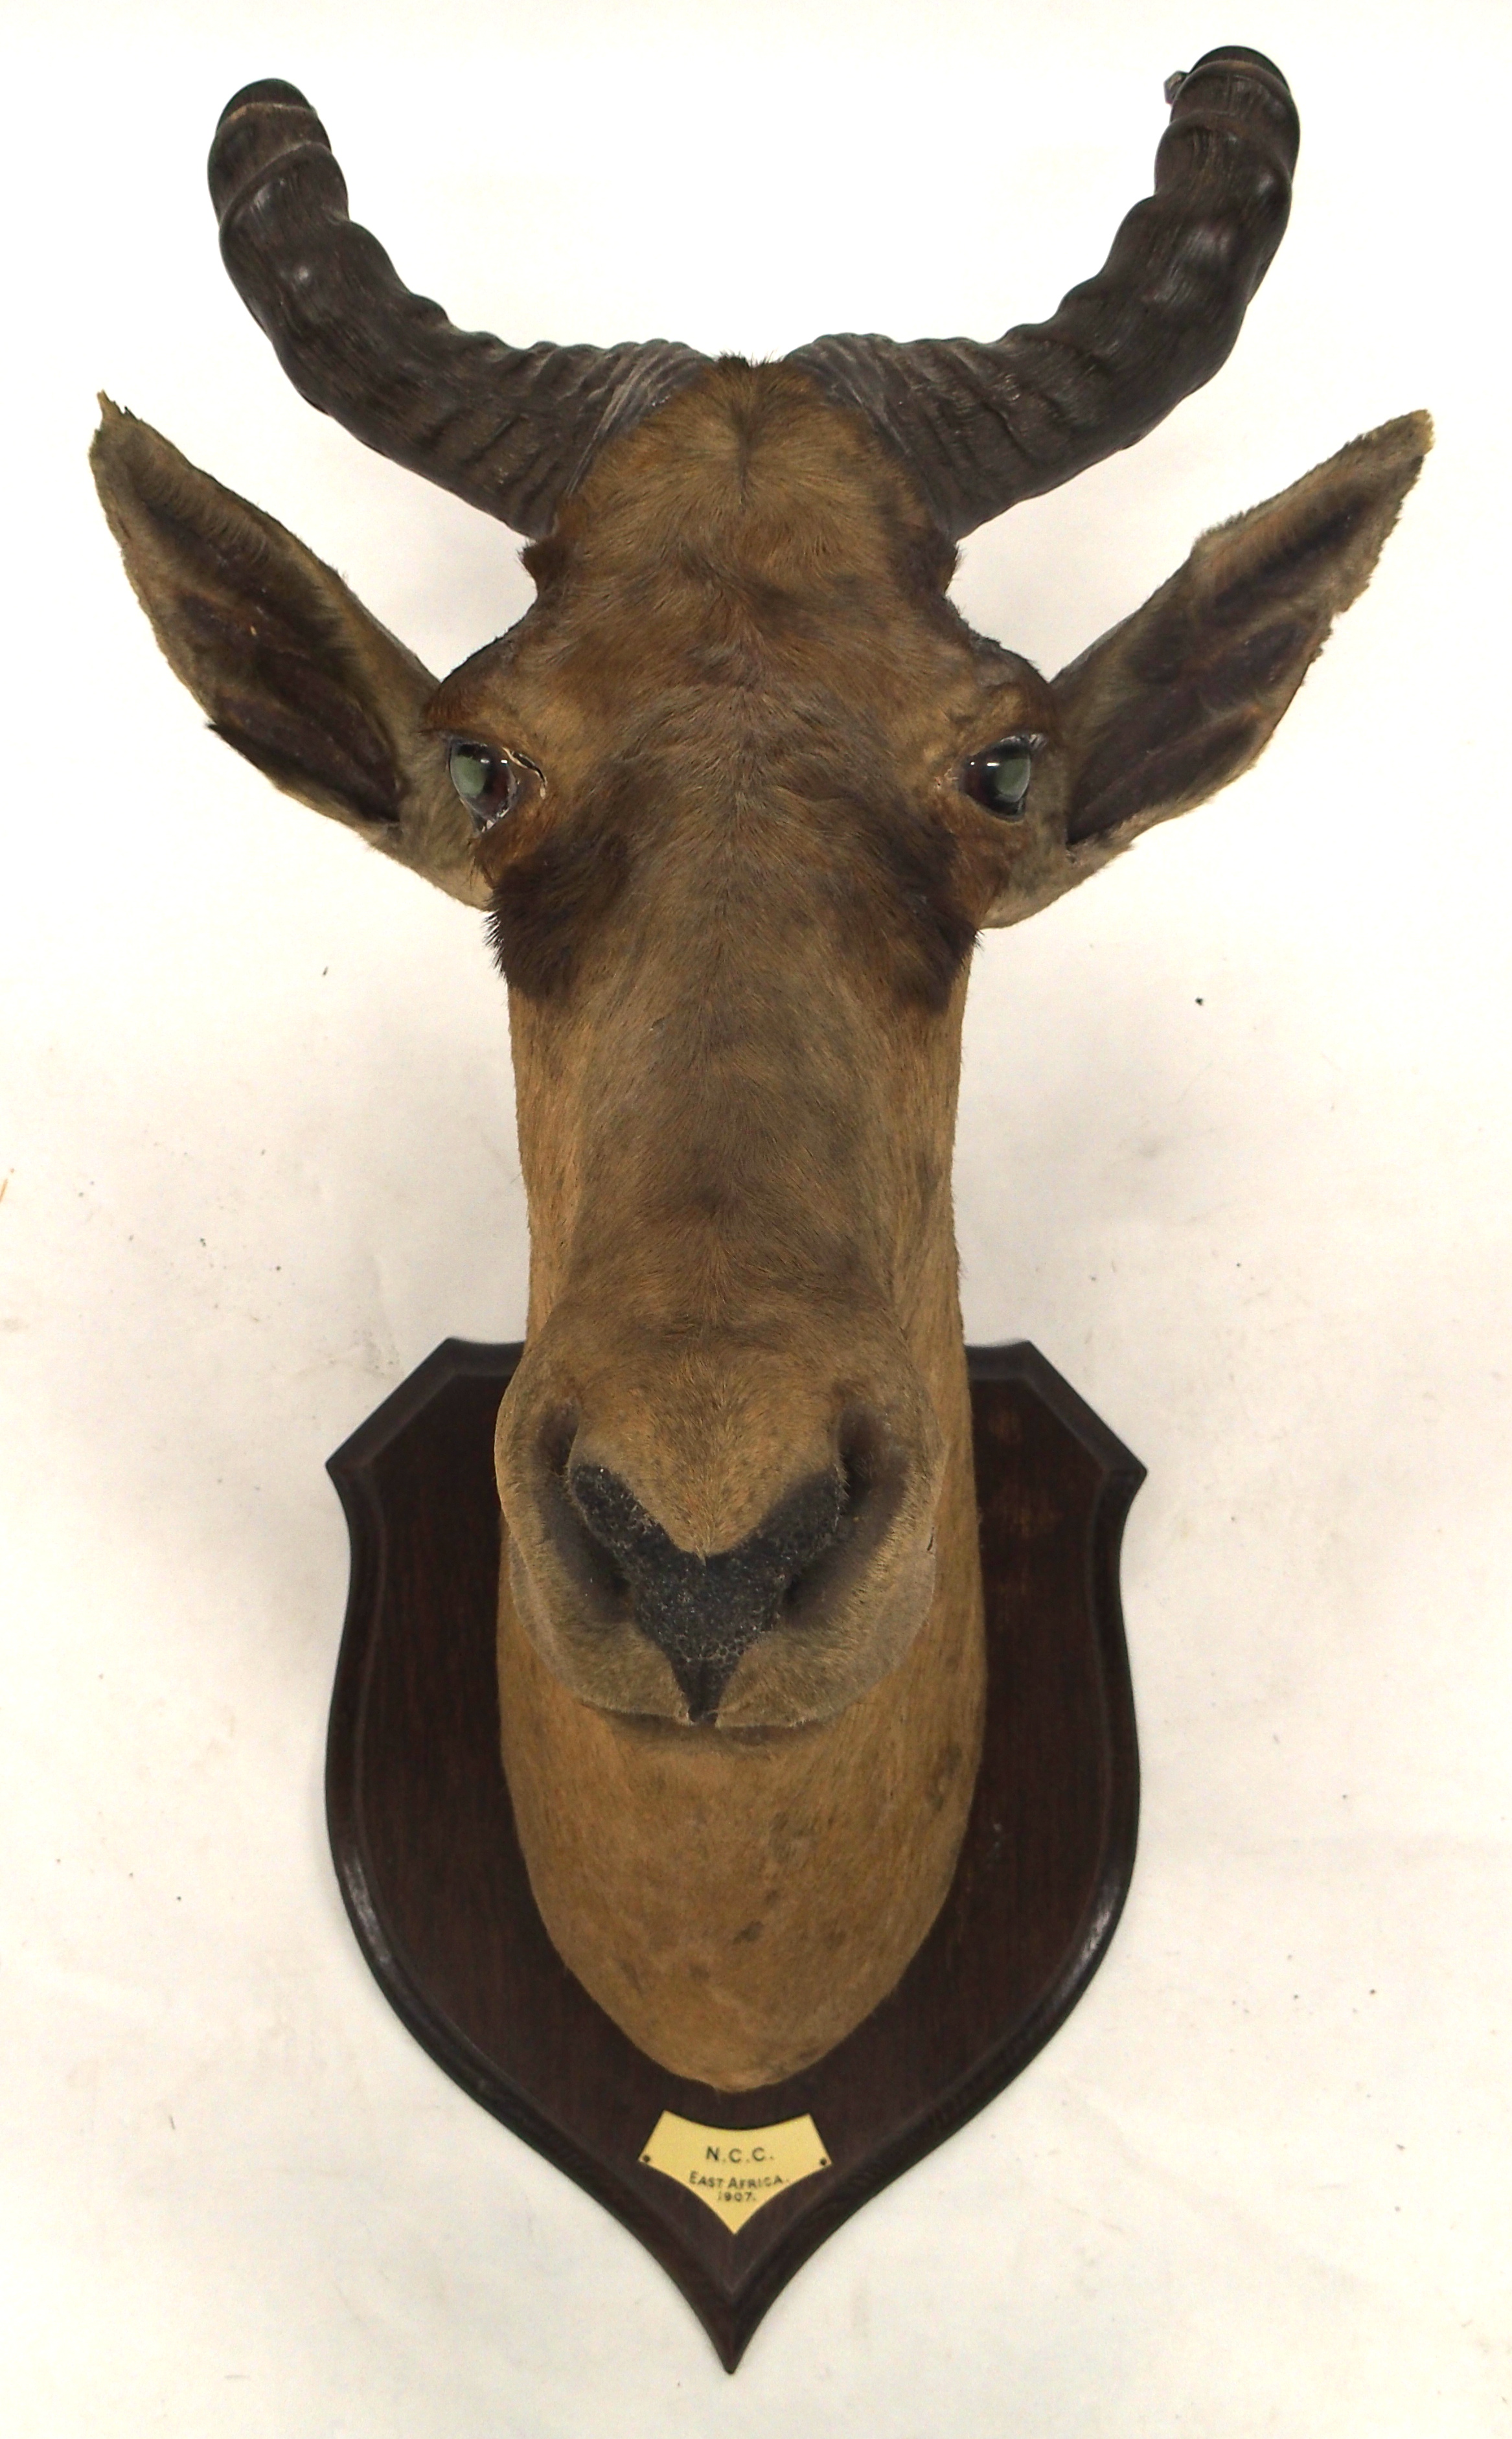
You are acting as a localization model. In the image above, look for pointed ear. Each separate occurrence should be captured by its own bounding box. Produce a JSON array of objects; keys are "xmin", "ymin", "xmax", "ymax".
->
[
  {"xmin": 981, "ymin": 413, "xmax": 1431, "ymax": 924},
  {"xmin": 90, "ymin": 400, "xmax": 490, "ymax": 908}
]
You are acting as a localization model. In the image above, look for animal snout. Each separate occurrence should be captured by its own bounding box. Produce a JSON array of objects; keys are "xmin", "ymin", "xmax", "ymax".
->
[
  {"xmin": 564, "ymin": 1459, "xmax": 849, "ymax": 1724},
  {"xmin": 496, "ymin": 1327, "xmax": 946, "ymax": 1728}
]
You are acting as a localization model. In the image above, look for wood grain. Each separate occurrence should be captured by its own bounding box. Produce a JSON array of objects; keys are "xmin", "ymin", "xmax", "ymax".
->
[{"xmin": 326, "ymin": 1340, "xmax": 1141, "ymax": 2368}]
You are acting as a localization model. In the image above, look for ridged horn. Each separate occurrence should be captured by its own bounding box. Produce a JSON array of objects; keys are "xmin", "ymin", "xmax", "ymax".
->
[
  {"xmin": 788, "ymin": 48, "xmax": 1301, "ymax": 541},
  {"xmin": 209, "ymin": 80, "xmax": 708, "ymax": 538}
]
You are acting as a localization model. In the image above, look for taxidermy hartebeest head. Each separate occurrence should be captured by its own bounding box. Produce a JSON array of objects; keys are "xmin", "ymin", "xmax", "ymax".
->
[{"xmin": 93, "ymin": 51, "xmax": 1427, "ymax": 2089}]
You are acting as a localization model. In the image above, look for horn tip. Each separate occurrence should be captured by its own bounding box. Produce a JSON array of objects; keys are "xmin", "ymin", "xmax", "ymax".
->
[
  {"xmin": 209, "ymin": 80, "xmax": 334, "ymax": 225},
  {"xmin": 1184, "ymin": 45, "xmax": 1291, "ymax": 94},
  {"xmin": 216, "ymin": 78, "xmax": 315, "ymax": 131}
]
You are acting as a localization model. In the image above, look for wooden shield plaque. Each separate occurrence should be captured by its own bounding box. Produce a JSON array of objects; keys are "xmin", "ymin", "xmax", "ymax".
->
[{"xmin": 326, "ymin": 1340, "xmax": 1142, "ymax": 2368}]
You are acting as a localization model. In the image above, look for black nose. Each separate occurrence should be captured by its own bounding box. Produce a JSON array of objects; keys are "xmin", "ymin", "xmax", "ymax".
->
[{"xmin": 564, "ymin": 1462, "xmax": 846, "ymax": 1723}]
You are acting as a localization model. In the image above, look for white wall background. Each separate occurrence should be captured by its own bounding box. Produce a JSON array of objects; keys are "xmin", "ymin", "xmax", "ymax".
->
[{"xmin": 3, "ymin": 1, "xmax": 1506, "ymax": 2429}]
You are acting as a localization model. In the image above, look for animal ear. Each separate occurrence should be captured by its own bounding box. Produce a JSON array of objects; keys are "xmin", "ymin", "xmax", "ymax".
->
[
  {"xmin": 991, "ymin": 413, "xmax": 1430, "ymax": 911},
  {"xmin": 90, "ymin": 400, "xmax": 489, "ymax": 908}
]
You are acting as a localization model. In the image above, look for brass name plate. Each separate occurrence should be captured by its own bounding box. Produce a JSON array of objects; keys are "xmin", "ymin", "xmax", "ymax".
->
[{"xmin": 639, "ymin": 2111, "xmax": 832, "ymax": 2234}]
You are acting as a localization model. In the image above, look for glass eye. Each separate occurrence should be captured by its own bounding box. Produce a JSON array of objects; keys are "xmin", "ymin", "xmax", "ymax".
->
[
  {"xmin": 962, "ymin": 736, "xmax": 1037, "ymax": 819},
  {"xmin": 448, "ymin": 739, "xmax": 521, "ymax": 832}
]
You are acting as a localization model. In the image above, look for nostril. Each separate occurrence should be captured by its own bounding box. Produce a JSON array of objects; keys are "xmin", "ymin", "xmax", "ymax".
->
[
  {"xmin": 564, "ymin": 1461, "xmax": 848, "ymax": 1723},
  {"xmin": 836, "ymin": 1403, "xmax": 891, "ymax": 1513}
]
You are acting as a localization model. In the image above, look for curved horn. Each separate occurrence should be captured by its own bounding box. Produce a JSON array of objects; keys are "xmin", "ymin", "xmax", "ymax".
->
[
  {"xmin": 788, "ymin": 48, "xmax": 1301, "ymax": 541},
  {"xmin": 209, "ymin": 81, "xmax": 707, "ymax": 538}
]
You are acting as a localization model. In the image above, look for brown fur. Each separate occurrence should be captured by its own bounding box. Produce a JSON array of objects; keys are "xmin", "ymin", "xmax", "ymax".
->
[
  {"xmin": 91, "ymin": 362, "xmax": 1430, "ymax": 2089},
  {"xmin": 89, "ymin": 400, "xmax": 490, "ymax": 906}
]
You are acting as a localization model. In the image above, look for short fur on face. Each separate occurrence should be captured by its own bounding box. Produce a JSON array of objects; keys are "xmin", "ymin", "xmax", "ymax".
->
[{"xmin": 91, "ymin": 362, "xmax": 1429, "ymax": 2083}]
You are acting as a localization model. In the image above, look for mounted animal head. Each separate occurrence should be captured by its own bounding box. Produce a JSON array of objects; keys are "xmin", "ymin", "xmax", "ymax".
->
[{"xmin": 93, "ymin": 55, "xmax": 1427, "ymax": 1751}]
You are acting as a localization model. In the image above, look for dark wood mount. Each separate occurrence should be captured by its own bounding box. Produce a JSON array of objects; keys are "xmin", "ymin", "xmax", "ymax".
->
[{"xmin": 326, "ymin": 1340, "xmax": 1142, "ymax": 2368}]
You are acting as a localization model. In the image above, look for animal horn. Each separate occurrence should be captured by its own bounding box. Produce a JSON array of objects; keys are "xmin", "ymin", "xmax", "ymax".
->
[
  {"xmin": 209, "ymin": 80, "xmax": 707, "ymax": 538},
  {"xmin": 789, "ymin": 47, "xmax": 1301, "ymax": 541}
]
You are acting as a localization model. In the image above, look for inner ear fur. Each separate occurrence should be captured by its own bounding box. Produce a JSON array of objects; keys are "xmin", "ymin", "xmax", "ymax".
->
[
  {"xmin": 1046, "ymin": 411, "xmax": 1432, "ymax": 863},
  {"xmin": 90, "ymin": 400, "xmax": 488, "ymax": 907}
]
